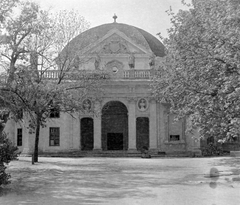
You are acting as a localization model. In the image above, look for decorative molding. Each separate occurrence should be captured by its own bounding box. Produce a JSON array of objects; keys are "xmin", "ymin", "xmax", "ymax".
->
[
  {"xmin": 128, "ymin": 86, "xmax": 135, "ymax": 93},
  {"xmin": 82, "ymin": 98, "xmax": 92, "ymax": 112},
  {"xmin": 84, "ymin": 29, "xmax": 149, "ymax": 55},
  {"xmin": 127, "ymin": 97, "xmax": 138, "ymax": 103},
  {"xmin": 137, "ymin": 98, "xmax": 149, "ymax": 112},
  {"xmin": 100, "ymin": 34, "xmax": 129, "ymax": 54},
  {"xmin": 92, "ymin": 97, "xmax": 103, "ymax": 104},
  {"xmin": 94, "ymin": 54, "xmax": 101, "ymax": 70},
  {"xmin": 164, "ymin": 140, "xmax": 185, "ymax": 145},
  {"xmin": 148, "ymin": 97, "xmax": 156, "ymax": 103},
  {"xmin": 128, "ymin": 53, "xmax": 135, "ymax": 69},
  {"xmin": 105, "ymin": 60, "xmax": 124, "ymax": 72},
  {"xmin": 149, "ymin": 53, "xmax": 156, "ymax": 69}
]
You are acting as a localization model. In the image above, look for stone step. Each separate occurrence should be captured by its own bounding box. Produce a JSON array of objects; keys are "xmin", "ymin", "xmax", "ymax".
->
[
  {"xmin": 230, "ymin": 151, "xmax": 240, "ymax": 157},
  {"xmin": 37, "ymin": 150, "xmax": 192, "ymax": 158}
]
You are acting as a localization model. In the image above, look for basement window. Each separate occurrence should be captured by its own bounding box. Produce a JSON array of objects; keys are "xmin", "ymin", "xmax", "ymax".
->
[{"xmin": 169, "ymin": 135, "xmax": 180, "ymax": 141}]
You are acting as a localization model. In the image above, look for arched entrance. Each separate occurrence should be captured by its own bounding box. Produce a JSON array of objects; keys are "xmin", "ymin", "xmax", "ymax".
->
[
  {"xmin": 102, "ymin": 101, "xmax": 128, "ymax": 150},
  {"xmin": 81, "ymin": 117, "xmax": 94, "ymax": 150},
  {"xmin": 136, "ymin": 117, "xmax": 149, "ymax": 151}
]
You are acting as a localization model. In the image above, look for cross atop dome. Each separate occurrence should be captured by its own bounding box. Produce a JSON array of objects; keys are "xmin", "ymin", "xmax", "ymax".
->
[{"xmin": 113, "ymin": 14, "xmax": 117, "ymax": 23}]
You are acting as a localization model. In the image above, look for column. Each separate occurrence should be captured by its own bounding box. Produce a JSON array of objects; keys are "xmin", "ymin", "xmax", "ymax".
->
[
  {"xmin": 149, "ymin": 99, "xmax": 157, "ymax": 149},
  {"xmin": 68, "ymin": 114, "xmax": 74, "ymax": 149},
  {"xmin": 94, "ymin": 100, "xmax": 102, "ymax": 150},
  {"xmin": 128, "ymin": 98, "xmax": 136, "ymax": 150}
]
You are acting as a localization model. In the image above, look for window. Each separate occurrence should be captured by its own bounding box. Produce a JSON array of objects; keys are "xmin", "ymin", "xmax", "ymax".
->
[
  {"xmin": 207, "ymin": 136, "xmax": 214, "ymax": 144},
  {"xmin": 233, "ymin": 136, "xmax": 240, "ymax": 142},
  {"xmin": 17, "ymin": 109, "xmax": 23, "ymax": 119},
  {"xmin": 169, "ymin": 135, "xmax": 180, "ymax": 141},
  {"xmin": 49, "ymin": 107, "xmax": 60, "ymax": 118},
  {"xmin": 17, "ymin": 128, "xmax": 22, "ymax": 146},
  {"xmin": 49, "ymin": 127, "xmax": 60, "ymax": 146}
]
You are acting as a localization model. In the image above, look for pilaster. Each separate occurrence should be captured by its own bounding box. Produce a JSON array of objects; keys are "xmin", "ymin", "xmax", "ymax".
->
[
  {"xmin": 149, "ymin": 98, "xmax": 157, "ymax": 149},
  {"xmin": 158, "ymin": 103, "xmax": 165, "ymax": 150},
  {"xmin": 67, "ymin": 114, "xmax": 74, "ymax": 149},
  {"xmin": 93, "ymin": 100, "xmax": 102, "ymax": 150},
  {"xmin": 128, "ymin": 97, "xmax": 137, "ymax": 150}
]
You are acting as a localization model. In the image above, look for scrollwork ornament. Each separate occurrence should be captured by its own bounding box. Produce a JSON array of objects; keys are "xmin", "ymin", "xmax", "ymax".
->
[
  {"xmin": 82, "ymin": 99, "xmax": 92, "ymax": 111},
  {"xmin": 137, "ymin": 98, "xmax": 148, "ymax": 111}
]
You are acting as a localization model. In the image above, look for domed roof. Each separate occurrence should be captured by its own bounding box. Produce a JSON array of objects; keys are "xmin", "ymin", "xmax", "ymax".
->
[{"xmin": 66, "ymin": 23, "xmax": 165, "ymax": 57}]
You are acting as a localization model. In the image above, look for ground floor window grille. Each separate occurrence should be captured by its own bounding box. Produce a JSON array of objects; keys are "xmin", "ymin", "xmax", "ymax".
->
[
  {"xmin": 49, "ymin": 127, "xmax": 60, "ymax": 146},
  {"xmin": 17, "ymin": 128, "xmax": 22, "ymax": 146}
]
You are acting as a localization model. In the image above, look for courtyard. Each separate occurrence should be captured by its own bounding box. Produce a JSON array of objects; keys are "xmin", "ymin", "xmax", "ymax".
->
[{"xmin": 0, "ymin": 156, "xmax": 240, "ymax": 205}]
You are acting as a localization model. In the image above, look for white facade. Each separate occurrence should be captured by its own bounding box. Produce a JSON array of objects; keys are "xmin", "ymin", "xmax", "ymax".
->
[{"xmin": 5, "ymin": 21, "xmax": 201, "ymax": 156}]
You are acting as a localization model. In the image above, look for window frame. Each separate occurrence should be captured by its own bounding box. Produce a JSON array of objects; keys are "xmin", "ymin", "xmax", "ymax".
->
[
  {"xmin": 17, "ymin": 128, "xmax": 23, "ymax": 146},
  {"xmin": 169, "ymin": 134, "xmax": 180, "ymax": 142},
  {"xmin": 49, "ymin": 127, "xmax": 60, "ymax": 146},
  {"xmin": 49, "ymin": 107, "xmax": 60, "ymax": 118}
]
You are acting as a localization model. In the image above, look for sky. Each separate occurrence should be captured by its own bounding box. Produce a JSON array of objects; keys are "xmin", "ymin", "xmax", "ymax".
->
[{"xmin": 34, "ymin": 0, "xmax": 191, "ymax": 38}]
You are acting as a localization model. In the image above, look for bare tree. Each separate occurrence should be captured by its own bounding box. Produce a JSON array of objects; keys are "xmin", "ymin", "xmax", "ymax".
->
[{"xmin": 0, "ymin": 1, "xmax": 107, "ymax": 164}]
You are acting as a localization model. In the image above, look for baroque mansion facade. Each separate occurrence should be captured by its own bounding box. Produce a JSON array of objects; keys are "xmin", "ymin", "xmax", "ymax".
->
[{"xmin": 5, "ymin": 17, "xmax": 201, "ymax": 156}]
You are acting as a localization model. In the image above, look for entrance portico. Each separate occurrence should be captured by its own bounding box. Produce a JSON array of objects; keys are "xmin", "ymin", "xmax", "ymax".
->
[
  {"xmin": 101, "ymin": 101, "xmax": 128, "ymax": 151},
  {"xmin": 90, "ymin": 98, "xmax": 153, "ymax": 152}
]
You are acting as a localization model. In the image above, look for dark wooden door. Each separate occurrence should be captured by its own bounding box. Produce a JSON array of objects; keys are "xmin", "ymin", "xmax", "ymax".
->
[
  {"xmin": 136, "ymin": 117, "xmax": 149, "ymax": 151},
  {"xmin": 81, "ymin": 118, "xmax": 94, "ymax": 150}
]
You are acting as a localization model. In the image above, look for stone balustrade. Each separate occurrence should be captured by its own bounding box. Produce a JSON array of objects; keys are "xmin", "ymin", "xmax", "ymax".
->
[
  {"xmin": 123, "ymin": 70, "xmax": 152, "ymax": 79},
  {"xmin": 39, "ymin": 70, "xmax": 59, "ymax": 79},
  {"xmin": 0, "ymin": 70, "xmax": 160, "ymax": 82},
  {"xmin": 40, "ymin": 69, "xmax": 158, "ymax": 80}
]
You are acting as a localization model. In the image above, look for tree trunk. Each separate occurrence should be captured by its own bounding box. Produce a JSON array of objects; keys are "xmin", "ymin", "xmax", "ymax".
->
[
  {"xmin": 32, "ymin": 117, "xmax": 40, "ymax": 164},
  {"xmin": 7, "ymin": 60, "xmax": 17, "ymax": 84},
  {"xmin": 0, "ymin": 112, "xmax": 9, "ymax": 137}
]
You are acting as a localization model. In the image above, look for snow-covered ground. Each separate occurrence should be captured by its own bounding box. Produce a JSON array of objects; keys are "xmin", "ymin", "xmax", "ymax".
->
[{"xmin": 1, "ymin": 157, "xmax": 240, "ymax": 205}]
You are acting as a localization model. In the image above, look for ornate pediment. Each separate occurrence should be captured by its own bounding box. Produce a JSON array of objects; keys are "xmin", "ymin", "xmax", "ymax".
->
[
  {"xmin": 100, "ymin": 34, "xmax": 129, "ymax": 54},
  {"xmin": 83, "ymin": 30, "xmax": 148, "ymax": 55}
]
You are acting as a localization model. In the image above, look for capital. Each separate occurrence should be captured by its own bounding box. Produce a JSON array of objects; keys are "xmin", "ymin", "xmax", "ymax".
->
[
  {"xmin": 148, "ymin": 97, "xmax": 156, "ymax": 103},
  {"xmin": 93, "ymin": 97, "xmax": 103, "ymax": 104},
  {"xmin": 127, "ymin": 97, "xmax": 137, "ymax": 103}
]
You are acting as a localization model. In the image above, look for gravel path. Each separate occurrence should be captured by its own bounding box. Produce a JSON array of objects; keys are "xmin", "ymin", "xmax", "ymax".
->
[{"xmin": 0, "ymin": 157, "xmax": 240, "ymax": 205}]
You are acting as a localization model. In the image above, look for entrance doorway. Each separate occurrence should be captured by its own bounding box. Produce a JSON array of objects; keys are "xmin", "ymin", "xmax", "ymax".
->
[
  {"xmin": 102, "ymin": 101, "xmax": 128, "ymax": 150},
  {"xmin": 81, "ymin": 118, "xmax": 94, "ymax": 150},
  {"xmin": 107, "ymin": 133, "xmax": 124, "ymax": 150},
  {"xmin": 136, "ymin": 117, "xmax": 149, "ymax": 150}
]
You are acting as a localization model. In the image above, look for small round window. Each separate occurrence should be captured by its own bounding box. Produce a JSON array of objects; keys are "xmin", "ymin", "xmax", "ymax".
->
[{"xmin": 112, "ymin": 66, "xmax": 118, "ymax": 73}]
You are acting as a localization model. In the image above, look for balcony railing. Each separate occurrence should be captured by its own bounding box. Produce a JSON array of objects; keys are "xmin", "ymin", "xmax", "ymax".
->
[
  {"xmin": 123, "ymin": 70, "xmax": 151, "ymax": 79},
  {"xmin": 39, "ymin": 69, "xmax": 159, "ymax": 80},
  {"xmin": 39, "ymin": 70, "xmax": 110, "ymax": 80},
  {"xmin": 0, "ymin": 70, "xmax": 161, "ymax": 83},
  {"xmin": 40, "ymin": 70, "xmax": 59, "ymax": 79}
]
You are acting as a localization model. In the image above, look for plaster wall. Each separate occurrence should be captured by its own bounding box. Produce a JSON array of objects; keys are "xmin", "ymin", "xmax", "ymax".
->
[{"xmin": 4, "ymin": 83, "xmax": 198, "ymax": 154}]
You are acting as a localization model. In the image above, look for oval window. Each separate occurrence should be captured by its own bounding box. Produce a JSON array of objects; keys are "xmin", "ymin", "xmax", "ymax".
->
[{"xmin": 112, "ymin": 66, "xmax": 118, "ymax": 73}]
